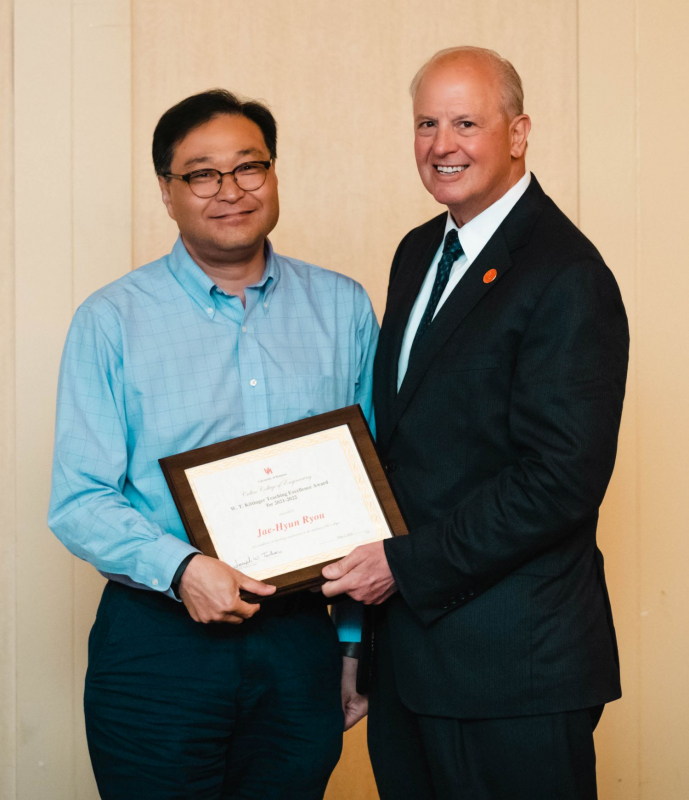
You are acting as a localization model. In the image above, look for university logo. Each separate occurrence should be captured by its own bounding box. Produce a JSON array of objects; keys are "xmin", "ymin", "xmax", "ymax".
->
[{"xmin": 263, "ymin": 467, "xmax": 273, "ymax": 475}]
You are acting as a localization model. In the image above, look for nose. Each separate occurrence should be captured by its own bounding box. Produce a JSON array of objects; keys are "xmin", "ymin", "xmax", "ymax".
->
[
  {"xmin": 215, "ymin": 172, "xmax": 245, "ymax": 203},
  {"xmin": 431, "ymin": 122, "xmax": 458, "ymax": 159}
]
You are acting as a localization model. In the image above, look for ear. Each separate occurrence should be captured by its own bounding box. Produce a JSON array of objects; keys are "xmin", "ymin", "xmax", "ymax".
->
[
  {"xmin": 158, "ymin": 175, "xmax": 177, "ymax": 221},
  {"xmin": 509, "ymin": 114, "xmax": 531, "ymax": 159}
]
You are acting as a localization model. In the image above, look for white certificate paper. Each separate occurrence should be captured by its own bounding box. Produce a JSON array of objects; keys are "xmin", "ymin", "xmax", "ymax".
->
[{"xmin": 184, "ymin": 425, "xmax": 393, "ymax": 580}]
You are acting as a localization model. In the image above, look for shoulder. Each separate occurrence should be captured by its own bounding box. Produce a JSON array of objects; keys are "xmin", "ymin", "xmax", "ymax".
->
[
  {"xmin": 533, "ymin": 194, "xmax": 604, "ymax": 265},
  {"xmin": 274, "ymin": 252, "xmax": 374, "ymax": 313},
  {"xmin": 521, "ymin": 214, "xmax": 627, "ymax": 329},
  {"xmin": 510, "ymin": 184, "xmax": 623, "ymax": 300},
  {"xmin": 396, "ymin": 212, "xmax": 446, "ymax": 252},
  {"xmin": 386, "ymin": 213, "xmax": 446, "ymax": 282},
  {"xmin": 76, "ymin": 255, "xmax": 172, "ymax": 319},
  {"xmin": 70, "ymin": 255, "xmax": 173, "ymax": 345}
]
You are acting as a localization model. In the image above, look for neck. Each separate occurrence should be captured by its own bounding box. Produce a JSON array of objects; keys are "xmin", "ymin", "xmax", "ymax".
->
[
  {"xmin": 449, "ymin": 163, "xmax": 526, "ymax": 228},
  {"xmin": 182, "ymin": 236, "xmax": 266, "ymax": 305}
]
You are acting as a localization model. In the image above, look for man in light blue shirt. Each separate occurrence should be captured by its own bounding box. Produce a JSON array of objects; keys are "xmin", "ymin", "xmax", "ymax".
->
[{"xmin": 49, "ymin": 89, "xmax": 376, "ymax": 800}]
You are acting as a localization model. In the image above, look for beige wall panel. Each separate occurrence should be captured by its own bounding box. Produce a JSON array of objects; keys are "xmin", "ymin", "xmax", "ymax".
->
[
  {"xmin": 132, "ymin": 0, "xmax": 577, "ymax": 318},
  {"xmin": 637, "ymin": 1, "xmax": 689, "ymax": 797},
  {"xmin": 73, "ymin": 0, "xmax": 133, "ymax": 304},
  {"xmin": 14, "ymin": 0, "xmax": 76, "ymax": 797},
  {"xmin": 0, "ymin": 0, "xmax": 17, "ymax": 796},
  {"xmin": 131, "ymin": 4, "xmax": 577, "ymax": 798},
  {"xmin": 71, "ymin": 3, "xmax": 132, "ymax": 797},
  {"xmin": 578, "ymin": 2, "xmax": 640, "ymax": 798}
]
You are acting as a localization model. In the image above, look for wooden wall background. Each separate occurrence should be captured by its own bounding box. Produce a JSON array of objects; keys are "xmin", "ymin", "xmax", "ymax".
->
[{"xmin": 1, "ymin": 0, "xmax": 687, "ymax": 797}]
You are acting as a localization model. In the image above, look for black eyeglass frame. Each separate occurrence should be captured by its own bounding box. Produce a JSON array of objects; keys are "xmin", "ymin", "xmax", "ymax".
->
[{"xmin": 163, "ymin": 160, "xmax": 273, "ymax": 197}]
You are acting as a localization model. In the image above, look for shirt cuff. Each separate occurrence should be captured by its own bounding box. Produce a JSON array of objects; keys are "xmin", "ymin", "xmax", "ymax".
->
[{"xmin": 330, "ymin": 597, "xmax": 363, "ymax": 643}]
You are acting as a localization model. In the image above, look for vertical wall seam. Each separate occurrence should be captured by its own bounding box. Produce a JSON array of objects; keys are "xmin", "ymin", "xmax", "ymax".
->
[
  {"xmin": 129, "ymin": 0, "xmax": 135, "ymax": 272},
  {"xmin": 575, "ymin": 0, "xmax": 580, "ymax": 228},
  {"xmin": 69, "ymin": 1, "xmax": 76, "ymax": 794},
  {"xmin": 633, "ymin": 0, "xmax": 642, "ymax": 794},
  {"xmin": 9, "ymin": 0, "xmax": 18, "ymax": 796}
]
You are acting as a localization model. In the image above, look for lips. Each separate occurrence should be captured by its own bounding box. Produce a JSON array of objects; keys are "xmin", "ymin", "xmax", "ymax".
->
[
  {"xmin": 210, "ymin": 209, "xmax": 255, "ymax": 220},
  {"xmin": 435, "ymin": 165, "xmax": 468, "ymax": 174}
]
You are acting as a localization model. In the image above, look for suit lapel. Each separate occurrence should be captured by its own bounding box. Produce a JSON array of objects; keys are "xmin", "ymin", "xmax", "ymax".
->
[
  {"xmin": 380, "ymin": 176, "xmax": 547, "ymax": 447},
  {"xmin": 375, "ymin": 216, "xmax": 444, "ymax": 446},
  {"xmin": 386, "ymin": 224, "xmax": 445, "ymax": 390}
]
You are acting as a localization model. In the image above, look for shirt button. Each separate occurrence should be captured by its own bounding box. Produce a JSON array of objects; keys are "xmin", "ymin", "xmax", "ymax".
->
[
  {"xmin": 250, "ymin": 379, "xmax": 257, "ymax": 387},
  {"xmin": 152, "ymin": 578, "xmax": 159, "ymax": 586},
  {"xmin": 241, "ymin": 326, "xmax": 247, "ymax": 333},
  {"xmin": 206, "ymin": 307, "xmax": 213, "ymax": 315},
  {"xmin": 264, "ymin": 302, "xmax": 269, "ymax": 309}
]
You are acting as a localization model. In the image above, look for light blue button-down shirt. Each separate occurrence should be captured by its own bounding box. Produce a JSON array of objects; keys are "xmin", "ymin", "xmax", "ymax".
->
[{"xmin": 49, "ymin": 237, "xmax": 378, "ymax": 639}]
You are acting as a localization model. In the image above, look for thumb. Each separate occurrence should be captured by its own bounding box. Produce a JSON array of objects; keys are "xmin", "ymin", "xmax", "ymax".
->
[{"xmin": 237, "ymin": 573, "xmax": 277, "ymax": 596}]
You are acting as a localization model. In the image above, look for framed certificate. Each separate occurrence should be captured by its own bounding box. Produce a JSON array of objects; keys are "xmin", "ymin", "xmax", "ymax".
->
[{"xmin": 159, "ymin": 405, "xmax": 407, "ymax": 600}]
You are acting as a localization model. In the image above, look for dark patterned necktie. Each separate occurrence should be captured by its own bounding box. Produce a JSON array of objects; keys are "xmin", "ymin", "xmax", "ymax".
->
[{"xmin": 411, "ymin": 228, "xmax": 464, "ymax": 349}]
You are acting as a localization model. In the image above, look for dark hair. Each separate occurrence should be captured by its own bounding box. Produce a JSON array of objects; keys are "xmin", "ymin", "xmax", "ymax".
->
[{"xmin": 152, "ymin": 88, "xmax": 277, "ymax": 176}]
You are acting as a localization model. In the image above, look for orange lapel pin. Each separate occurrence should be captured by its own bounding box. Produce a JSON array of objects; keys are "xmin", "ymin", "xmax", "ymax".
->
[{"xmin": 483, "ymin": 269, "xmax": 498, "ymax": 284}]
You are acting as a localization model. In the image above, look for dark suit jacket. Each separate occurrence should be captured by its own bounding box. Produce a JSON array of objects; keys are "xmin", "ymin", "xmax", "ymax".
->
[{"xmin": 373, "ymin": 175, "xmax": 628, "ymax": 719}]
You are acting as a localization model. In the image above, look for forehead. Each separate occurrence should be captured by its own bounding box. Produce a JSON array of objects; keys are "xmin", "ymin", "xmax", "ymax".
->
[
  {"xmin": 413, "ymin": 59, "xmax": 503, "ymax": 117},
  {"xmin": 172, "ymin": 114, "xmax": 268, "ymax": 168}
]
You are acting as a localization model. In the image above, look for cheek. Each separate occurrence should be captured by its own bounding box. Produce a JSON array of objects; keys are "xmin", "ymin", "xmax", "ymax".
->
[
  {"xmin": 414, "ymin": 142, "xmax": 435, "ymax": 180},
  {"xmin": 170, "ymin": 200, "xmax": 209, "ymax": 234},
  {"xmin": 414, "ymin": 137, "xmax": 429, "ymax": 162}
]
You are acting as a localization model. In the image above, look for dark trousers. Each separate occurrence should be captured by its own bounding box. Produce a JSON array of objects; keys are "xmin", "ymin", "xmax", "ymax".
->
[
  {"xmin": 85, "ymin": 581, "xmax": 343, "ymax": 800},
  {"xmin": 368, "ymin": 630, "xmax": 602, "ymax": 800}
]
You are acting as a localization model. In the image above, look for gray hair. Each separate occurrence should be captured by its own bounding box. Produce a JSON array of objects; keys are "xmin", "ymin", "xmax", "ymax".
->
[{"xmin": 409, "ymin": 46, "xmax": 524, "ymax": 118}]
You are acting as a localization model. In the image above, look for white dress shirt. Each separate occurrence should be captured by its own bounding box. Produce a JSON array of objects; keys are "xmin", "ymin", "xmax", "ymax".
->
[{"xmin": 397, "ymin": 171, "xmax": 532, "ymax": 390}]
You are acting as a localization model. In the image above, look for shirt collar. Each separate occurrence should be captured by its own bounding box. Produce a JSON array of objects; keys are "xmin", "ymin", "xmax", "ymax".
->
[
  {"xmin": 254, "ymin": 239, "xmax": 279, "ymax": 304},
  {"xmin": 167, "ymin": 235, "xmax": 280, "ymax": 310},
  {"xmin": 445, "ymin": 171, "xmax": 532, "ymax": 265}
]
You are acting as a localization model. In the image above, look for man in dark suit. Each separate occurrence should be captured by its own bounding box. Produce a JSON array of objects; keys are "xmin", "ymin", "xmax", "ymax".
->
[{"xmin": 322, "ymin": 46, "xmax": 629, "ymax": 798}]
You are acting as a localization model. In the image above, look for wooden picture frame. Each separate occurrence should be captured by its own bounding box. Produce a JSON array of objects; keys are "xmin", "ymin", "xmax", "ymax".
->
[{"xmin": 159, "ymin": 405, "xmax": 407, "ymax": 601}]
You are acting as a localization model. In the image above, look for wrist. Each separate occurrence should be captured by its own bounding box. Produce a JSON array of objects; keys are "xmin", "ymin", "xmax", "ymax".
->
[
  {"xmin": 340, "ymin": 641, "xmax": 361, "ymax": 659},
  {"xmin": 171, "ymin": 553, "xmax": 199, "ymax": 598}
]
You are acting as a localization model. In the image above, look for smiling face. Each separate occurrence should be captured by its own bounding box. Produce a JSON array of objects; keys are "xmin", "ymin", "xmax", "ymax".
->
[
  {"xmin": 413, "ymin": 55, "xmax": 530, "ymax": 226},
  {"xmin": 159, "ymin": 113, "xmax": 279, "ymax": 266}
]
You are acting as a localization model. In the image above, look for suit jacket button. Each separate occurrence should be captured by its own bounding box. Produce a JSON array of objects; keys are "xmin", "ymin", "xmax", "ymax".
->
[
  {"xmin": 467, "ymin": 589, "xmax": 475, "ymax": 598},
  {"xmin": 385, "ymin": 460, "xmax": 397, "ymax": 473},
  {"xmin": 459, "ymin": 593, "xmax": 467, "ymax": 602}
]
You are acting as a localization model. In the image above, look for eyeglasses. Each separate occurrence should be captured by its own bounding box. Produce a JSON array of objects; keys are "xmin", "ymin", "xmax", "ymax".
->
[{"xmin": 164, "ymin": 160, "xmax": 273, "ymax": 198}]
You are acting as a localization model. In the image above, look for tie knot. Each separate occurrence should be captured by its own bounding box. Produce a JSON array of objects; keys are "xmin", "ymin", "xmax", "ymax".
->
[{"xmin": 442, "ymin": 228, "xmax": 463, "ymax": 261}]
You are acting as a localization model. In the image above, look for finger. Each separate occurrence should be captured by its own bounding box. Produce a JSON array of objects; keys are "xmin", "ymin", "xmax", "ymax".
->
[
  {"xmin": 322, "ymin": 549, "xmax": 362, "ymax": 580},
  {"xmin": 237, "ymin": 572, "xmax": 277, "ymax": 597},
  {"xmin": 343, "ymin": 705, "xmax": 366, "ymax": 732},
  {"xmin": 231, "ymin": 598, "xmax": 263, "ymax": 619},
  {"xmin": 321, "ymin": 575, "xmax": 353, "ymax": 598}
]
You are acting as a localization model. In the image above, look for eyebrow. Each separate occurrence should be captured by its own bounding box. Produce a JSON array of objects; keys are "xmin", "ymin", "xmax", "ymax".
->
[
  {"xmin": 180, "ymin": 148, "xmax": 267, "ymax": 170},
  {"xmin": 414, "ymin": 112, "xmax": 478, "ymax": 123}
]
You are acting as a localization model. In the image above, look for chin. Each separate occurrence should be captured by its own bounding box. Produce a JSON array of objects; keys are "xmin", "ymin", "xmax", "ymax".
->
[
  {"xmin": 430, "ymin": 187, "xmax": 468, "ymax": 208},
  {"xmin": 213, "ymin": 231, "xmax": 258, "ymax": 251}
]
